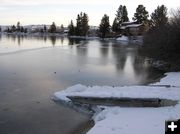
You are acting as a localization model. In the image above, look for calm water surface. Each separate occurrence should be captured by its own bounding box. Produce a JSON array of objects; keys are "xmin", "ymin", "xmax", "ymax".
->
[{"xmin": 0, "ymin": 35, "xmax": 163, "ymax": 134}]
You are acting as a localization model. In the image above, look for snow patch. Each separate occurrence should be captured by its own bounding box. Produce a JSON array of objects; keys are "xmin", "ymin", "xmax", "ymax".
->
[
  {"xmin": 153, "ymin": 72, "xmax": 180, "ymax": 87},
  {"xmin": 54, "ymin": 84, "xmax": 180, "ymax": 101},
  {"xmin": 54, "ymin": 72, "xmax": 180, "ymax": 134},
  {"xmin": 88, "ymin": 105, "xmax": 180, "ymax": 134},
  {"xmin": 116, "ymin": 36, "xmax": 129, "ymax": 42}
]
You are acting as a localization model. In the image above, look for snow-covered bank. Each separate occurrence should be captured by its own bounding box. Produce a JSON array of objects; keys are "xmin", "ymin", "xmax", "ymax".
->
[
  {"xmin": 54, "ymin": 72, "xmax": 180, "ymax": 134},
  {"xmin": 116, "ymin": 36, "xmax": 129, "ymax": 42},
  {"xmin": 88, "ymin": 105, "xmax": 180, "ymax": 134},
  {"xmin": 153, "ymin": 72, "xmax": 180, "ymax": 87},
  {"xmin": 54, "ymin": 85, "xmax": 180, "ymax": 101},
  {"xmin": 116, "ymin": 36, "xmax": 143, "ymax": 45}
]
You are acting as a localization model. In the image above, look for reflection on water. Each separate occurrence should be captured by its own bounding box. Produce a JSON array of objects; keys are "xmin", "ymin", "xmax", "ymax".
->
[
  {"xmin": 1, "ymin": 35, "xmax": 87, "ymax": 47},
  {"xmin": 0, "ymin": 34, "xmax": 163, "ymax": 85},
  {"xmin": 50, "ymin": 36, "xmax": 56, "ymax": 46}
]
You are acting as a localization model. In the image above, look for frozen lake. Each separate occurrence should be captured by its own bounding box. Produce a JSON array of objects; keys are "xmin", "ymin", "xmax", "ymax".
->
[{"xmin": 0, "ymin": 35, "xmax": 163, "ymax": 134}]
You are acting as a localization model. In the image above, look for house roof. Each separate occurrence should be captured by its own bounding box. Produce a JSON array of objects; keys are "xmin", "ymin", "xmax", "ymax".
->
[
  {"xmin": 120, "ymin": 23, "xmax": 142, "ymax": 29},
  {"xmin": 126, "ymin": 24, "xmax": 142, "ymax": 28},
  {"xmin": 122, "ymin": 21, "xmax": 137, "ymax": 25}
]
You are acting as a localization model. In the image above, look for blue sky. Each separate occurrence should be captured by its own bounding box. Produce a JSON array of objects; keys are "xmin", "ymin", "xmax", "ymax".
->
[{"xmin": 0, "ymin": 0, "xmax": 179, "ymax": 26}]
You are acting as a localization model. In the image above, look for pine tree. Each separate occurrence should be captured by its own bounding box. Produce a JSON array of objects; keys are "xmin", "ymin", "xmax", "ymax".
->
[
  {"xmin": 24, "ymin": 28, "xmax": 27, "ymax": 33},
  {"xmin": 112, "ymin": 18, "xmax": 119, "ymax": 32},
  {"xmin": 75, "ymin": 12, "xmax": 89, "ymax": 36},
  {"xmin": 133, "ymin": 5, "xmax": 149, "ymax": 24},
  {"xmin": 11, "ymin": 25, "xmax": 16, "ymax": 32},
  {"xmin": 7, "ymin": 28, "xmax": 10, "ymax": 33},
  {"xmin": 82, "ymin": 13, "xmax": 89, "ymax": 36},
  {"xmin": 44, "ymin": 25, "xmax": 47, "ymax": 33},
  {"xmin": 150, "ymin": 5, "xmax": 168, "ymax": 28},
  {"xmin": 116, "ymin": 5, "xmax": 124, "ymax": 24},
  {"xmin": 17, "ymin": 22, "xmax": 20, "ymax": 32},
  {"xmin": 61, "ymin": 24, "xmax": 64, "ymax": 30},
  {"xmin": 20, "ymin": 27, "xmax": 24, "ymax": 33},
  {"xmin": 99, "ymin": 14, "xmax": 111, "ymax": 38},
  {"xmin": 68, "ymin": 20, "xmax": 75, "ymax": 36},
  {"xmin": 122, "ymin": 6, "xmax": 129, "ymax": 22},
  {"xmin": 112, "ymin": 5, "xmax": 129, "ymax": 32},
  {"xmin": 49, "ymin": 22, "xmax": 56, "ymax": 33},
  {"xmin": 76, "ymin": 13, "xmax": 82, "ymax": 36}
]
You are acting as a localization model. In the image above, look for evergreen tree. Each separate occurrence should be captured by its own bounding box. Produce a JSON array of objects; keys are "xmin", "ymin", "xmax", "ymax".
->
[
  {"xmin": 75, "ymin": 12, "xmax": 89, "ymax": 36},
  {"xmin": 7, "ymin": 28, "xmax": 10, "ymax": 33},
  {"xmin": 122, "ymin": 6, "xmax": 129, "ymax": 22},
  {"xmin": 40, "ymin": 29, "xmax": 44, "ymax": 33},
  {"xmin": 60, "ymin": 24, "xmax": 64, "ymax": 33},
  {"xmin": 133, "ymin": 5, "xmax": 149, "ymax": 24},
  {"xmin": 68, "ymin": 20, "xmax": 75, "ymax": 36},
  {"xmin": 76, "ymin": 13, "xmax": 82, "ymax": 36},
  {"xmin": 49, "ymin": 22, "xmax": 56, "ymax": 33},
  {"xmin": 82, "ymin": 13, "xmax": 89, "ymax": 36},
  {"xmin": 24, "ymin": 28, "xmax": 28, "ymax": 33},
  {"xmin": 44, "ymin": 25, "xmax": 47, "ymax": 33},
  {"xmin": 150, "ymin": 5, "xmax": 168, "ymax": 28},
  {"xmin": 116, "ymin": 5, "xmax": 129, "ymax": 23},
  {"xmin": 112, "ymin": 5, "xmax": 129, "ymax": 32},
  {"xmin": 116, "ymin": 5, "xmax": 124, "ymax": 24},
  {"xmin": 17, "ymin": 21, "xmax": 20, "ymax": 32},
  {"xmin": 61, "ymin": 24, "xmax": 64, "ymax": 30},
  {"xmin": 112, "ymin": 18, "xmax": 119, "ymax": 32},
  {"xmin": 99, "ymin": 14, "xmax": 111, "ymax": 38},
  {"xmin": 11, "ymin": 25, "xmax": 16, "ymax": 32},
  {"xmin": 20, "ymin": 27, "xmax": 24, "ymax": 33}
]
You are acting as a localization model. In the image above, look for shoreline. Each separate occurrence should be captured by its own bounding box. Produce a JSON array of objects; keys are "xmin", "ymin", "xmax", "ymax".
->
[
  {"xmin": 74, "ymin": 119, "xmax": 95, "ymax": 134},
  {"xmin": 54, "ymin": 72, "xmax": 180, "ymax": 134},
  {"xmin": 1, "ymin": 32, "xmax": 143, "ymax": 41}
]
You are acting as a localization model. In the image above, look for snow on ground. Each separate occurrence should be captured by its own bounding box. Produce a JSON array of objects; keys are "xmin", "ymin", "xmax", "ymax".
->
[
  {"xmin": 116, "ymin": 36, "xmax": 129, "ymax": 42},
  {"xmin": 153, "ymin": 72, "xmax": 180, "ymax": 87},
  {"xmin": 54, "ymin": 72, "xmax": 180, "ymax": 134},
  {"xmin": 88, "ymin": 105, "xmax": 180, "ymax": 134},
  {"xmin": 54, "ymin": 85, "xmax": 180, "ymax": 101}
]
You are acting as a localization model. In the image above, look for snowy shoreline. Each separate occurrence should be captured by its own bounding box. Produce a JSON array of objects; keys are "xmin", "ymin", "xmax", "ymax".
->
[{"xmin": 54, "ymin": 72, "xmax": 180, "ymax": 134}]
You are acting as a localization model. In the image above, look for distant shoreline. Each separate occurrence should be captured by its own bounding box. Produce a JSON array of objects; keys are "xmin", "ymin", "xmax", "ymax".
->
[{"xmin": 1, "ymin": 32, "xmax": 144, "ymax": 42}]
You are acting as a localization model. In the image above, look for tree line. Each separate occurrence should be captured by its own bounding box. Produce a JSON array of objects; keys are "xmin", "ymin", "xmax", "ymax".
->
[
  {"xmin": 3, "ymin": 4, "xmax": 169, "ymax": 39},
  {"xmin": 68, "ymin": 4, "xmax": 169, "ymax": 38},
  {"xmin": 4, "ymin": 21, "xmax": 61, "ymax": 34},
  {"xmin": 5, "ymin": 22, "xmax": 28, "ymax": 33},
  {"xmin": 98, "ymin": 4, "xmax": 168, "ymax": 38},
  {"xmin": 141, "ymin": 7, "xmax": 180, "ymax": 71}
]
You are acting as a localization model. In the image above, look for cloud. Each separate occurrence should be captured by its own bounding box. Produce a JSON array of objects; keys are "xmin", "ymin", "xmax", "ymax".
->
[{"xmin": 0, "ymin": 0, "xmax": 113, "ymax": 6}]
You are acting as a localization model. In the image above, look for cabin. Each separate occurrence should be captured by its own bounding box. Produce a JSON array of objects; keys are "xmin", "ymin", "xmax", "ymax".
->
[{"xmin": 120, "ymin": 22, "xmax": 147, "ymax": 36}]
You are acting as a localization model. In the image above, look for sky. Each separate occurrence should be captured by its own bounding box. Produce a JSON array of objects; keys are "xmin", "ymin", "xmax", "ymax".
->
[{"xmin": 0, "ymin": 0, "xmax": 179, "ymax": 26}]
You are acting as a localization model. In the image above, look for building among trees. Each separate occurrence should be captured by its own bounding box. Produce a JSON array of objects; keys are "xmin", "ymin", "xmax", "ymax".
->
[{"xmin": 120, "ymin": 21, "xmax": 148, "ymax": 36}]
